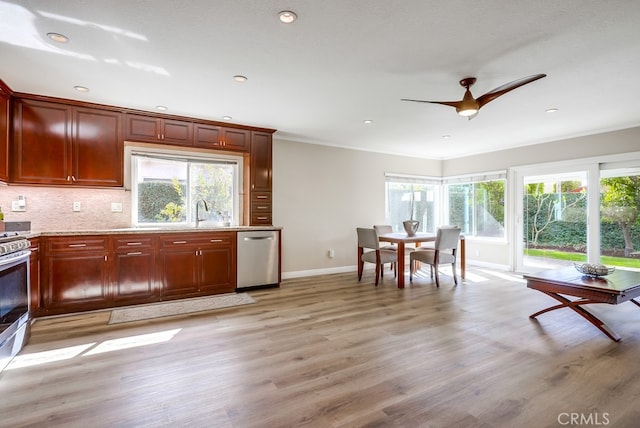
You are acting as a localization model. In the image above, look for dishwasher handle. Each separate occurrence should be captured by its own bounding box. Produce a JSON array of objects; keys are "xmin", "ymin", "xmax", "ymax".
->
[{"xmin": 243, "ymin": 236, "xmax": 273, "ymax": 241}]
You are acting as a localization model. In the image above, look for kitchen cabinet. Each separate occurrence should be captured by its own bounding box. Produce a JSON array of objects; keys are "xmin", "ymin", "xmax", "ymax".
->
[
  {"xmin": 194, "ymin": 124, "xmax": 250, "ymax": 152},
  {"xmin": 112, "ymin": 235, "xmax": 157, "ymax": 303},
  {"xmin": 124, "ymin": 113, "xmax": 193, "ymax": 146},
  {"xmin": 41, "ymin": 236, "xmax": 110, "ymax": 314},
  {"xmin": 157, "ymin": 232, "xmax": 236, "ymax": 297},
  {"xmin": 0, "ymin": 86, "xmax": 8, "ymax": 182},
  {"xmin": 11, "ymin": 98, "xmax": 123, "ymax": 186},
  {"xmin": 28, "ymin": 238, "xmax": 40, "ymax": 313},
  {"xmin": 249, "ymin": 131, "xmax": 273, "ymax": 225}
]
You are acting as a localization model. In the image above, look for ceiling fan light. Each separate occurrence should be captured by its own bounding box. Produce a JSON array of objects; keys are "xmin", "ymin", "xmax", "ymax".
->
[{"xmin": 458, "ymin": 108, "xmax": 478, "ymax": 117}]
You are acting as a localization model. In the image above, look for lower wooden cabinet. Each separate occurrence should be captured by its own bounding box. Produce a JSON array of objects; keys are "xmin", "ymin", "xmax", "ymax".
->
[
  {"xmin": 157, "ymin": 233, "xmax": 236, "ymax": 298},
  {"xmin": 112, "ymin": 235, "xmax": 157, "ymax": 302},
  {"xmin": 36, "ymin": 231, "xmax": 237, "ymax": 317},
  {"xmin": 41, "ymin": 236, "xmax": 110, "ymax": 314}
]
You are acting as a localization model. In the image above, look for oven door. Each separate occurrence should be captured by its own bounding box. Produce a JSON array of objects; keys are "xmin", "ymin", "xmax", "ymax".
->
[{"xmin": 0, "ymin": 250, "xmax": 31, "ymax": 373}]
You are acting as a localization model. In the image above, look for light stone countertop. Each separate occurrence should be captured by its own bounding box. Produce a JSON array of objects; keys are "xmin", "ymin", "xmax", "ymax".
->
[{"xmin": 24, "ymin": 225, "xmax": 282, "ymax": 239}]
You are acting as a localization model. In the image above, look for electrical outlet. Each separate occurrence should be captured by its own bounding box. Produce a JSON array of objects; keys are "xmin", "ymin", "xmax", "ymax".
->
[
  {"xmin": 328, "ymin": 249, "xmax": 335, "ymax": 258},
  {"xmin": 73, "ymin": 201, "xmax": 81, "ymax": 212},
  {"xmin": 111, "ymin": 202, "xmax": 123, "ymax": 212},
  {"xmin": 11, "ymin": 200, "xmax": 26, "ymax": 212}
]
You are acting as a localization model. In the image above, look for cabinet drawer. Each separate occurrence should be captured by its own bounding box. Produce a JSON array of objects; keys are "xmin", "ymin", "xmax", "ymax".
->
[
  {"xmin": 251, "ymin": 191, "xmax": 271, "ymax": 203},
  {"xmin": 159, "ymin": 233, "xmax": 234, "ymax": 248},
  {"xmin": 250, "ymin": 213, "xmax": 272, "ymax": 225},
  {"xmin": 113, "ymin": 235, "xmax": 156, "ymax": 250},
  {"xmin": 47, "ymin": 237, "xmax": 108, "ymax": 252},
  {"xmin": 251, "ymin": 201, "xmax": 272, "ymax": 212}
]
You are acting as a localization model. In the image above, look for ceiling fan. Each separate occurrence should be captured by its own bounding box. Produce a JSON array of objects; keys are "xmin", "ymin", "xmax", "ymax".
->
[{"xmin": 401, "ymin": 74, "xmax": 547, "ymax": 118}]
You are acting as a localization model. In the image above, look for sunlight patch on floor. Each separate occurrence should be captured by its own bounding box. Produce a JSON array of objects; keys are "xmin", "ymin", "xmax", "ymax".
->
[{"xmin": 6, "ymin": 328, "xmax": 182, "ymax": 370}]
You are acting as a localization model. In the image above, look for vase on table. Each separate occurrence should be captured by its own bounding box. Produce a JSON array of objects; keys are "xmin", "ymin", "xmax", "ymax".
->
[{"xmin": 403, "ymin": 220, "xmax": 420, "ymax": 236}]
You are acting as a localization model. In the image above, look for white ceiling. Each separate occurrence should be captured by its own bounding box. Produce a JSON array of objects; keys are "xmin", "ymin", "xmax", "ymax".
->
[{"xmin": 2, "ymin": 0, "xmax": 640, "ymax": 159}]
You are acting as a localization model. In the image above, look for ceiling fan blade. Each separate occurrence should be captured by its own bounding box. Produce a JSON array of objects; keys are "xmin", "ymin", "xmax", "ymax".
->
[
  {"xmin": 401, "ymin": 99, "xmax": 462, "ymax": 109},
  {"xmin": 476, "ymin": 74, "xmax": 546, "ymax": 108}
]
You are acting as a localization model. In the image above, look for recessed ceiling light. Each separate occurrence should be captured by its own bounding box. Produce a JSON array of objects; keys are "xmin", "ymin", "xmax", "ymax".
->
[
  {"xmin": 73, "ymin": 85, "xmax": 89, "ymax": 92},
  {"xmin": 546, "ymin": 108, "xmax": 559, "ymax": 113},
  {"xmin": 222, "ymin": 116, "xmax": 232, "ymax": 121},
  {"xmin": 156, "ymin": 105, "xmax": 168, "ymax": 111},
  {"xmin": 233, "ymin": 75, "xmax": 248, "ymax": 82},
  {"xmin": 47, "ymin": 32, "xmax": 69, "ymax": 43},
  {"xmin": 278, "ymin": 10, "xmax": 297, "ymax": 24},
  {"xmin": 363, "ymin": 119, "xmax": 373, "ymax": 124}
]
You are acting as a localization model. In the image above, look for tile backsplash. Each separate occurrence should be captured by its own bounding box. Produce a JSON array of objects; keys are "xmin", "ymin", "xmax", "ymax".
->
[{"xmin": 0, "ymin": 185, "xmax": 132, "ymax": 231}]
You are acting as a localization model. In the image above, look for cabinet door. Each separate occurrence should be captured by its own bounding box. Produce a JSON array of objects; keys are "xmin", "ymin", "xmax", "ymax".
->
[
  {"xmin": 158, "ymin": 248, "xmax": 199, "ymax": 297},
  {"xmin": 161, "ymin": 119, "xmax": 193, "ymax": 146},
  {"xmin": 221, "ymin": 128, "xmax": 250, "ymax": 152},
  {"xmin": 29, "ymin": 238, "xmax": 41, "ymax": 313},
  {"xmin": 0, "ymin": 88, "xmax": 8, "ymax": 182},
  {"xmin": 113, "ymin": 250, "xmax": 156, "ymax": 302},
  {"xmin": 193, "ymin": 123, "xmax": 223, "ymax": 149},
  {"xmin": 11, "ymin": 99, "xmax": 71, "ymax": 184},
  {"xmin": 43, "ymin": 252, "xmax": 109, "ymax": 313},
  {"xmin": 199, "ymin": 234, "xmax": 236, "ymax": 294},
  {"xmin": 124, "ymin": 113, "xmax": 160, "ymax": 142},
  {"xmin": 72, "ymin": 107, "xmax": 123, "ymax": 186},
  {"xmin": 250, "ymin": 131, "xmax": 272, "ymax": 191}
]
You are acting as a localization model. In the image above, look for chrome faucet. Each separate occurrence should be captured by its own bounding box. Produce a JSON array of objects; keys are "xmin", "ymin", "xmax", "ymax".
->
[{"xmin": 195, "ymin": 199, "xmax": 210, "ymax": 227}]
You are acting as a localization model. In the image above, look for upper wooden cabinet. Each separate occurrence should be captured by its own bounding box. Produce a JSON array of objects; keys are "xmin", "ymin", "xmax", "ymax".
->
[
  {"xmin": 251, "ymin": 131, "xmax": 272, "ymax": 192},
  {"xmin": 249, "ymin": 131, "xmax": 273, "ymax": 225},
  {"xmin": 0, "ymin": 87, "xmax": 9, "ymax": 182},
  {"xmin": 194, "ymin": 123, "xmax": 250, "ymax": 152},
  {"xmin": 124, "ymin": 113, "xmax": 193, "ymax": 146},
  {"xmin": 11, "ymin": 98, "xmax": 123, "ymax": 186}
]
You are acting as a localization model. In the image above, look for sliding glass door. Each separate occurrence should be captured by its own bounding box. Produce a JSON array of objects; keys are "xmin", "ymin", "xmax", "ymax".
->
[
  {"xmin": 599, "ymin": 165, "xmax": 640, "ymax": 269},
  {"xmin": 519, "ymin": 171, "xmax": 588, "ymax": 271},
  {"xmin": 515, "ymin": 159, "xmax": 640, "ymax": 273}
]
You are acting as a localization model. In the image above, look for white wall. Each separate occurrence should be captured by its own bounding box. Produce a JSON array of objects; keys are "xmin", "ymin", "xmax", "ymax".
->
[{"xmin": 272, "ymin": 140, "xmax": 441, "ymax": 276}]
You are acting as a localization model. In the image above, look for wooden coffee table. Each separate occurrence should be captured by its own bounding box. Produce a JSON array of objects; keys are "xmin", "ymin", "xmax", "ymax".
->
[{"xmin": 524, "ymin": 267, "xmax": 640, "ymax": 341}]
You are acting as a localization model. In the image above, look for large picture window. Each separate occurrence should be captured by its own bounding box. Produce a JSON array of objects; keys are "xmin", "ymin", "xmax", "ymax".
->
[
  {"xmin": 385, "ymin": 174, "xmax": 439, "ymax": 233},
  {"xmin": 445, "ymin": 173, "xmax": 506, "ymax": 238},
  {"xmin": 130, "ymin": 149, "xmax": 241, "ymax": 227}
]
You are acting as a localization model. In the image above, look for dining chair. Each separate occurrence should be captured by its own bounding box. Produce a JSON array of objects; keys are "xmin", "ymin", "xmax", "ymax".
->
[
  {"xmin": 409, "ymin": 226, "xmax": 461, "ymax": 287},
  {"xmin": 373, "ymin": 224, "xmax": 396, "ymax": 271},
  {"xmin": 357, "ymin": 227, "xmax": 397, "ymax": 286}
]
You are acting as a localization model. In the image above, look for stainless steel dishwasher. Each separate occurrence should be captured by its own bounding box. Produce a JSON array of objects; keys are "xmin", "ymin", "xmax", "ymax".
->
[{"xmin": 237, "ymin": 230, "xmax": 279, "ymax": 289}]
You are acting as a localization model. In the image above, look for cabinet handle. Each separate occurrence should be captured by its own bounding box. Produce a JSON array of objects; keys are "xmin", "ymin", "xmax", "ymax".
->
[
  {"xmin": 71, "ymin": 175, "xmax": 77, "ymax": 181},
  {"xmin": 172, "ymin": 240, "xmax": 187, "ymax": 244},
  {"xmin": 256, "ymin": 206, "xmax": 268, "ymax": 209},
  {"xmin": 256, "ymin": 195, "xmax": 268, "ymax": 199},
  {"xmin": 126, "ymin": 242, "xmax": 143, "ymax": 246},
  {"xmin": 68, "ymin": 243, "xmax": 87, "ymax": 248},
  {"xmin": 126, "ymin": 251, "xmax": 143, "ymax": 256},
  {"xmin": 104, "ymin": 255, "xmax": 108, "ymax": 262},
  {"xmin": 210, "ymin": 239, "xmax": 223, "ymax": 243},
  {"xmin": 257, "ymin": 216, "xmax": 269, "ymax": 220}
]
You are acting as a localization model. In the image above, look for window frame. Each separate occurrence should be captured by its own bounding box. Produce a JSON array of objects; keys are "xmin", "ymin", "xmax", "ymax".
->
[{"xmin": 125, "ymin": 144, "xmax": 243, "ymax": 227}]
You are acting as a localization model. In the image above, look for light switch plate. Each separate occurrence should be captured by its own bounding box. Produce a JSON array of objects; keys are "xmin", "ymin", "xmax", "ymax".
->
[{"xmin": 73, "ymin": 201, "xmax": 81, "ymax": 212}]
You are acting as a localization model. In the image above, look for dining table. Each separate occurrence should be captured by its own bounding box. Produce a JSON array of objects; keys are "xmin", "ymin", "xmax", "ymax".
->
[{"xmin": 378, "ymin": 232, "xmax": 465, "ymax": 289}]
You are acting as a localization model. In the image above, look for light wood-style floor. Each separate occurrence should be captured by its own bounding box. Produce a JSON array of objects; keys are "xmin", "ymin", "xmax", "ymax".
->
[{"xmin": 2, "ymin": 267, "xmax": 640, "ymax": 427}]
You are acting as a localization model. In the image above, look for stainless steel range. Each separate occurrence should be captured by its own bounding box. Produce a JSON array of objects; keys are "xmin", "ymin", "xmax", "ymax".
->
[{"xmin": 0, "ymin": 232, "xmax": 31, "ymax": 374}]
